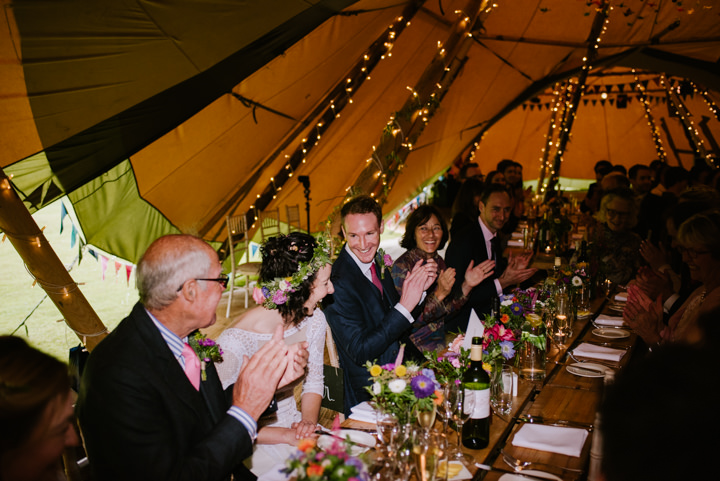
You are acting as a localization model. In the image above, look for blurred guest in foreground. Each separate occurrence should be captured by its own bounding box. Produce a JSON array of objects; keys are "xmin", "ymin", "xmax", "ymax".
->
[
  {"xmin": 590, "ymin": 188, "xmax": 642, "ymax": 286},
  {"xmin": 624, "ymin": 210, "xmax": 720, "ymax": 346},
  {"xmin": 600, "ymin": 343, "xmax": 718, "ymax": 481},
  {"xmin": 0, "ymin": 336, "xmax": 79, "ymax": 481},
  {"xmin": 392, "ymin": 205, "xmax": 494, "ymax": 351},
  {"xmin": 450, "ymin": 177, "xmax": 484, "ymax": 237},
  {"xmin": 581, "ymin": 160, "xmax": 613, "ymax": 215}
]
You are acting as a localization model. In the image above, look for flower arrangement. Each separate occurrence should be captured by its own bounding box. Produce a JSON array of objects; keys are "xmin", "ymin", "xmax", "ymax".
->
[
  {"xmin": 376, "ymin": 248, "xmax": 393, "ymax": 279},
  {"xmin": 365, "ymin": 347, "xmax": 441, "ymax": 424},
  {"xmin": 283, "ymin": 417, "xmax": 368, "ymax": 481},
  {"xmin": 188, "ymin": 332, "xmax": 223, "ymax": 381},
  {"xmin": 554, "ymin": 262, "xmax": 591, "ymax": 293},
  {"xmin": 257, "ymin": 235, "xmax": 332, "ymax": 309},
  {"xmin": 422, "ymin": 333, "xmax": 470, "ymax": 385},
  {"xmin": 480, "ymin": 288, "xmax": 545, "ymax": 371}
]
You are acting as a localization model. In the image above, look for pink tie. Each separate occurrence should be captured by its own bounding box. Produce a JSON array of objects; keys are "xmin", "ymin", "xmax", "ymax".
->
[
  {"xmin": 370, "ymin": 263, "xmax": 383, "ymax": 297},
  {"xmin": 181, "ymin": 343, "xmax": 201, "ymax": 390}
]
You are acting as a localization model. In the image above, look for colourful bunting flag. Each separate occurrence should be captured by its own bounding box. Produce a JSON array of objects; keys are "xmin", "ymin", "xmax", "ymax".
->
[{"xmin": 60, "ymin": 203, "xmax": 68, "ymax": 234}]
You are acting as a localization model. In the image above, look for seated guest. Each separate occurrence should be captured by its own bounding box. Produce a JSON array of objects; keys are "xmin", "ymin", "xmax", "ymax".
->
[
  {"xmin": 590, "ymin": 188, "xmax": 642, "ymax": 286},
  {"xmin": 600, "ymin": 343, "xmax": 719, "ymax": 481},
  {"xmin": 624, "ymin": 210, "xmax": 720, "ymax": 345},
  {"xmin": 77, "ymin": 234, "xmax": 309, "ymax": 481},
  {"xmin": 445, "ymin": 184, "xmax": 537, "ymax": 330},
  {"xmin": 324, "ymin": 195, "xmax": 436, "ymax": 415},
  {"xmin": 581, "ymin": 160, "xmax": 613, "ymax": 215},
  {"xmin": 484, "ymin": 170, "xmax": 506, "ymax": 186},
  {"xmin": 0, "ymin": 336, "xmax": 79, "ymax": 481},
  {"xmin": 391, "ymin": 205, "xmax": 495, "ymax": 351},
  {"xmin": 629, "ymin": 163, "xmax": 664, "ymax": 243},
  {"xmin": 216, "ymin": 233, "xmax": 331, "ymax": 476},
  {"xmin": 450, "ymin": 177, "xmax": 484, "ymax": 237}
]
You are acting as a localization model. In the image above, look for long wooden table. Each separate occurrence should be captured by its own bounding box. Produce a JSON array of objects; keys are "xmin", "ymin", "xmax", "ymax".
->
[{"xmin": 344, "ymin": 294, "xmax": 639, "ymax": 480}]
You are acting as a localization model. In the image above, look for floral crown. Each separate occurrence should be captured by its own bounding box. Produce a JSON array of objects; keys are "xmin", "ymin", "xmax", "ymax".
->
[{"xmin": 257, "ymin": 235, "xmax": 332, "ymax": 309}]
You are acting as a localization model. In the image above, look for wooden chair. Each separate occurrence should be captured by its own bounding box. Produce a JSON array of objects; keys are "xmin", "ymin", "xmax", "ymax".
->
[
  {"xmin": 226, "ymin": 214, "xmax": 261, "ymax": 317},
  {"xmin": 259, "ymin": 208, "xmax": 282, "ymax": 241},
  {"xmin": 285, "ymin": 204, "xmax": 302, "ymax": 233}
]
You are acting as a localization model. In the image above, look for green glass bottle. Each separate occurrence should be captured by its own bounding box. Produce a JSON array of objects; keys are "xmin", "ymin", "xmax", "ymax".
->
[{"xmin": 461, "ymin": 336, "xmax": 490, "ymax": 449}]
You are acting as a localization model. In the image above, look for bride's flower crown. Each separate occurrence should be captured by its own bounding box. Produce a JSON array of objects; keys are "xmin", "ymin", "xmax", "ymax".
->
[{"xmin": 256, "ymin": 236, "xmax": 332, "ymax": 309}]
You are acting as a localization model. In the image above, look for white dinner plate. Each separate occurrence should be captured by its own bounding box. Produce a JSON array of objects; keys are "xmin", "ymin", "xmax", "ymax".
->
[
  {"xmin": 607, "ymin": 302, "xmax": 625, "ymax": 313},
  {"xmin": 592, "ymin": 327, "xmax": 630, "ymax": 339},
  {"xmin": 317, "ymin": 430, "xmax": 375, "ymax": 455},
  {"xmin": 499, "ymin": 469, "xmax": 562, "ymax": 481},
  {"xmin": 566, "ymin": 363, "xmax": 611, "ymax": 378}
]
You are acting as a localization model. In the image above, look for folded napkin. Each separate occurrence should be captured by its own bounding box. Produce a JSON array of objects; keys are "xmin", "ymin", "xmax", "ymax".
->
[
  {"xmin": 573, "ymin": 342, "xmax": 626, "ymax": 362},
  {"xmin": 594, "ymin": 315, "xmax": 625, "ymax": 327},
  {"xmin": 511, "ymin": 424, "xmax": 589, "ymax": 457},
  {"xmin": 462, "ymin": 309, "xmax": 485, "ymax": 350},
  {"xmin": 348, "ymin": 401, "xmax": 378, "ymax": 424},
  {"xmin": 438, "ymin": 461, "xmax": 473, "ymax": 480},
  {"xmin": 614, "ymin": 292, "xmax": 628, "ymax": 302},
  {"xmin": 511, "ymin": 231, "xmax": 524, "ymax": 239},
  {"xmin": 507, "ymin": 239, "xmax": 525, "ymax": 247},
  {"xmin": 257, "ymin": 464, "xmax": 289, "ymax": 481}
]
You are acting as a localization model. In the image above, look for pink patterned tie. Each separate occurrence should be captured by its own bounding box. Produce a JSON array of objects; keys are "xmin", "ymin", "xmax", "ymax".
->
[
  {"xmin": 370, "ymin": 263, "xmax": 383, "ymax": 297},
  {"xmin": 181, "ymin": 343, "xmax": 201, "ymax": 390}
]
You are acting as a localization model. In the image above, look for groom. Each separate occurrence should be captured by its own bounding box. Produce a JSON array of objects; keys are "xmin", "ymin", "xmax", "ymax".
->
[
  {"xmin": 77, "ymin": 234, "xmax": 308, "ymax": 481},
  {"xmin": 324, "ymin": 195, "xmax": 436, "ymax": 415}
]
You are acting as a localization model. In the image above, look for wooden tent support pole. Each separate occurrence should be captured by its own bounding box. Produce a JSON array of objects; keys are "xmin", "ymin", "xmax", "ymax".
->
[{"xmin": 0, "ymin": 168, "xmax": 107, "ymax": 351}]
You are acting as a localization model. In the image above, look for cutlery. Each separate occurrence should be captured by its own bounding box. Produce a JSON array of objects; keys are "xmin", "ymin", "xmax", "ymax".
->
[
  {"xmin": 519, "ymin": 414, "xmax": 594, "ymax": 431},
  {"xmin": 501, "ymin": 450, "xmax": 583, "ymax": 475},
  {"xmin": 566, "ymin": 351, "xmax": 619, "ymax": 368},
  {"xmin": 314, "ymin": 430, "xmax": 376, "ymax": 449},
  {"xmin": 474, "ymin": 462, "xmax": 563, "ymax": 481}
]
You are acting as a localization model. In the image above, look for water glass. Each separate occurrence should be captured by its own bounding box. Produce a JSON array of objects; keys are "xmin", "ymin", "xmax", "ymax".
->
[
  {"xmin": 490, "ymin": 364, "xmax": 513, "ymax": 415},
  {"xmin": 376, "ymin": 411, "xmax": 398, "ymax": 459},
  {"xmin": 411, "ymin": 429, "xmax": 447, "ymax": 481},
  {"xmin": 449, "ymin": 386, "xmax": 473, "ymax": 459}
]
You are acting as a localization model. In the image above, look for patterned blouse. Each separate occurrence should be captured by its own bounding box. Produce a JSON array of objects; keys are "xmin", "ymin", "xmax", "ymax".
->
[
  {"xmin": 391, "ymin": 248, "xmax": 469, "ymax": 351},
  {"xmin": 590, "ymin": 223, "xmax": 643, "ymax": 286}
]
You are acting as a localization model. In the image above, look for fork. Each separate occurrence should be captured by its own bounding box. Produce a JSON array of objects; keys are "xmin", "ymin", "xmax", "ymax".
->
[
  {"xmin": 566, "ymin": 350, "xmax": 619, "ymax": 369},
  {"xmin": 501, "ymin": 450, "xmax": 583, "ymax": 474}
]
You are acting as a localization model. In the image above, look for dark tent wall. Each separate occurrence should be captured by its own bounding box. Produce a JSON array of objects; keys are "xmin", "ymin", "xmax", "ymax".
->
[{"xmin": 2, "ymin": 0, "xmax": 719, "ymax": 263}]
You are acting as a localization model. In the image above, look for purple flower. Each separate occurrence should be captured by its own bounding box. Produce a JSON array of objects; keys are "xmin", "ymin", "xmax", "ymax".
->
[
  {"xmin": 261, "ymin": 286, "xmax": 270, "ymax": 297},
  {"xmin": 500, "ymin": 341, "xmax": 516, "ymax": 359},
  {"xmin": 381, "ymin": 363, "xmax": 395, "ymax": 371},
  {"xmin": 510, "ymin": 302, "xmax": 524, "ymax": 316},
  {"xmin": 272, "ymin": 290, "xmax": 287, "ymax": 305},
  {"xmin": 410, "ymin": 374, "xmax": 435, "ymax": 398}
]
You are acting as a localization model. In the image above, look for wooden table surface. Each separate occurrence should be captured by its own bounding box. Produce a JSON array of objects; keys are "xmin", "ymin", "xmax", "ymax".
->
[{"xmin": 343, "ymin": 294, "xmax": 639, "ymax": 481}]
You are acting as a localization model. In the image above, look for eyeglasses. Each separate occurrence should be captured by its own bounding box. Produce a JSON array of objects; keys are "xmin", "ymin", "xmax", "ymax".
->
[
  {"xmin": 176, "ymin": 274, "xmax": 229, "ymax": 292},
  {"xmin": 677, "ymin": 246, "xmax": 710, "ymax": 260},
  {"xmin": 605, "ymin": 208, "xmax": 631, "ymax": 219}
]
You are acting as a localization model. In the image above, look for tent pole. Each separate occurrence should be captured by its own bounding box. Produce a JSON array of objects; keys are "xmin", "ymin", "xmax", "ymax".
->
[{"xmin": 0, "ymin": 167, "xmax": 108, "ymax": 351}]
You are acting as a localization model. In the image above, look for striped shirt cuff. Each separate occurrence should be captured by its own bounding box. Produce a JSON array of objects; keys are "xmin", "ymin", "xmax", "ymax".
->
[{"xmin": 227, "ymin": 406, "xmax": 258, "ymax": 441}]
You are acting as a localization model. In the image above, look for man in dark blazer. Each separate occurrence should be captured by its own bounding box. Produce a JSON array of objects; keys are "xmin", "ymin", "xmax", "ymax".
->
[
  {"xmin": 77, "ymin": 234, "xmax": 308, "ymax": 481},
  {"xmin": 324, "ymin": 195, "xmax": 436, "ymax": 415},
  {"xmin": 445, "ymin": 184, "xmax": 537, "ymax": 331}
]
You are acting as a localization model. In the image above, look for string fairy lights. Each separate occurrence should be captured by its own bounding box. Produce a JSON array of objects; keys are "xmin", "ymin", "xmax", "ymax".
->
[{"xmin": 634, "ymin": 70, "xmax": 668, "ymax": 163}]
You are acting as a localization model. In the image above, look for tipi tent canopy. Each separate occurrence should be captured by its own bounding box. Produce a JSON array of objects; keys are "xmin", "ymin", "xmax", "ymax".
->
[{"xmin": 2, "ymin": 0, "xmax": 719, "ymax": 264}]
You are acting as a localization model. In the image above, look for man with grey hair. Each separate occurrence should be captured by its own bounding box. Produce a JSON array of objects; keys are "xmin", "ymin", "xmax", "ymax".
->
[{"xmin": 77, "ymin": 234, "xmax": 308, "ymax": 481}]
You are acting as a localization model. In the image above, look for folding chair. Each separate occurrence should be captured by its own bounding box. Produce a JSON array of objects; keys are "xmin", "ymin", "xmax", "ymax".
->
[
  {"xmin": 226, "ymin": 214, "xmax": 261, "ymax": 317},
  {"xmin": 285, "ymin": 204, "xmax": 302, "ymax": 233},
  {"xmin": 259, "ymin": 208, "xmax": 282, "ymax": 241}
]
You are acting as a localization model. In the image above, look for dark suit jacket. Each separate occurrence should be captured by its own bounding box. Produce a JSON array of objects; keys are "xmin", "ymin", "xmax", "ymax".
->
[
  {"xmin": 76, "ymin": 303, "xmax": 254, "ymax": 481},
  {"xmin": 323, "ymin": 247, "xmax": 415, "ymax": 415},
  {"xmin": 445, "ymin": 219, "xmax": 507, "ymax": 330}
]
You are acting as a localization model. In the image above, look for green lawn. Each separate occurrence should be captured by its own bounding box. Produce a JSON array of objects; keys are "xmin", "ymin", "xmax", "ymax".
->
[{"xmin": 1, "ymin": 200, "xmax": 138, "ymax": 362}]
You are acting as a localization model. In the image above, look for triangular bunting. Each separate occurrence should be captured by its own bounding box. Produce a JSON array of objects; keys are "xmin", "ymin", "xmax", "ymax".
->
[
  {"xmin": 251, "ymin": 243, "xmax": 259, "ymax": 258},
  {"xmin": 126, "ymin": 265, "xmax": 133, "ymax": 285},
  {"xmin": 88, "ymin": 248, "xmax": 98, "ymax": 261},
  {"xmin": 60, "ymin": 203, "xmax": 68, "ymax": 234},
  {"xmin": 101, "ymin": 256, "xmax": 108, "ymax": 280},
  {"xmin": 70, "ymin": 225, "xmax": 78, "ymax": 248}
]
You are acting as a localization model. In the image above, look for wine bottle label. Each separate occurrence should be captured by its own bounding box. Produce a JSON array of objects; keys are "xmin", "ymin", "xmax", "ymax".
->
[{"xmin": 464, "ymin": 388, "xmax": 490, "ymax": 419}]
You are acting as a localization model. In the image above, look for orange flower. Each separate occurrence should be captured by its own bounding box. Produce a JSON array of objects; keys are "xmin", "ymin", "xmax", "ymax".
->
[
  {"xmin": 297, "ymin": 438, "xmax": 316, "ymax": 452},
  {"xmin": 500, "ymin": 314, "xmax": 510, "ymax": 324},
  {"xmin": 433, "ymin": 390, "xmax": 444, "ymax": 405},
  {"xmin": 307, "ymin": 464, "xmax": 324, "ymax": 477}
]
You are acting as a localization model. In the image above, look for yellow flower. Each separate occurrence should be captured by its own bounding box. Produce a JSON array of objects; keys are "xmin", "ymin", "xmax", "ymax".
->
[
  {"xmin": 395, "ymin": 364, "xmax": 407, "ymax": 377},
  {"xmin": 370, "ymin": 364, "xmax": 382, "ymax": 377},
  {"xmin": 482, "ymin": 362, "xmax": 492, "ymax": 373}
]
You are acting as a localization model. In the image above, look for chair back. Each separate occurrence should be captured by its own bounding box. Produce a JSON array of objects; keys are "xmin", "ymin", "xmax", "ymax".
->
[
  {"xmin": 285, "ymin": 204, "xmax": 302, "ymax": 233},
  {"xmin": 260, "ymin": 208, "xmax": 282, "ymax": 241},
  {"xmin": 227, "ymin": 214, "xmax": 251, "ymax": 265}
]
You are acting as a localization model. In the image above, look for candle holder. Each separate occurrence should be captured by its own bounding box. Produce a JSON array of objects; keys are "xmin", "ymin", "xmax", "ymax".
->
[{"xmin": 552, "ymin": 285, "xmax": 574, "ymax": 345}]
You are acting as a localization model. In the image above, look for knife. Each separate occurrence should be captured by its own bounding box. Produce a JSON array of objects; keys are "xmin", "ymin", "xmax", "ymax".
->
[
  {"xmin": 519, "ymin": 414, "xmax": 594, "ymax": 430},
  {"xmin": 568, "ymin": 364, "xmax": 606, "ymax": 375}
]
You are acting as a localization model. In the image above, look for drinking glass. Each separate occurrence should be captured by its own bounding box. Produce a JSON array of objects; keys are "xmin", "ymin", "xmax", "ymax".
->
[
  {"xmin": 439, "ymin": 383, "xmax": 456, "ymax": 433},
  {"xmin": 449, "ymin": 386, "xmax": 474, "ymax": 460},
  {"xmin": 376, "ymin": 411, "xmax": 398, "ymax": 461},
  {"xmin": 577, "ymin": 283, "xmax": 591, "ymax": 317},
  {"xmin": 411, "ymin": 429, "xmax": 447, "ymax": 481},
  {"xmin": 490, "ymin": 364, "xmax": 513, "ymax": 415}
]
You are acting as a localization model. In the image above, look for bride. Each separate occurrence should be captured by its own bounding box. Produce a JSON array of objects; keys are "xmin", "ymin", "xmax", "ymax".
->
[{"xmin": 216, "ymin": 232, "xmax": 332, "ymax": 476}]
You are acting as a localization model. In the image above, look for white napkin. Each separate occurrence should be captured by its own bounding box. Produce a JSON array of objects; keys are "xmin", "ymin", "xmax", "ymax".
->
[
  {"xmin": 614, "ymin": 292, "xmax": 628, "ymax": 302},
  {"xmin": 511, "ymin": 231, "xmax": 523, "ymax": 239},
  {"xmin": 507, "ymin": 239, "xmax": 524, "ymax": 247},
  {"xmin": 573, "ymin": 342, "xmax": 626, "ymax": 362},
  {"xmin": 348, "ymin": 401, "xmax": 377, "ymax": 424},
  {"xmin": 256, "ymin": 464, "xmax": 290, "ymax": 481},
  {"xmin": 594, "ymin": 315, "xmax": 625, "ymax": 327},
  {"xmin": 462, "ymin": 309, "xmax": 485, "ymax": 350},
  {"xmin": 439, "ymin": 461, "xmax": 473, "ymax": 480},
  {"xmin": 511, "ymin": 424, "xmax": 589, "ymax": 457}
]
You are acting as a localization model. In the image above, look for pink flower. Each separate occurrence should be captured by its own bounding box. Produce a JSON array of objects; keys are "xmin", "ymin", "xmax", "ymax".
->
[
  {"xmin": 383, "ymin": 254, "xmax": 393, "ymax": 267},
  {"xmin": 252, "ymin": 286, "xmax": 266, "ymax": 305},
  {"xmin": 448, "ymin": 334, "xmax": 464, "ymax": 353}
]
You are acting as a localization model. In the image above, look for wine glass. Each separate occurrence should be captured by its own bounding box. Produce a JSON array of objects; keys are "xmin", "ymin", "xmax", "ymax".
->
[
  {"xmin": 376, "ymin": 411, "xmax": 398, "ymax": 462},
  {"xmin": 449, "ymin": 387, "xmax": 474, "ymax": 460},
  {"xmin": 439, "ymin": 383, "xmax": 456, "ymax": 434}
]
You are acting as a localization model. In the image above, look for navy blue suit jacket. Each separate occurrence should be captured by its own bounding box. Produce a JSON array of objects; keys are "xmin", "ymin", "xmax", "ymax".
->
[
  {"xmin": 445, "ymin": 219, "xmax": 507, "ymax": 329},
  {"xmin": 323, "ymin": 247, "xmax": 414, "ymax": 415},
  {"xmin": 77, "ymin": 303, "xmax": 254, "ymax": 481}
]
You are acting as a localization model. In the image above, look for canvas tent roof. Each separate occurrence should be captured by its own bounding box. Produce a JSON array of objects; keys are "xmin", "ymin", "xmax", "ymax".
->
[{"xmin": 2, "ymin": 0, "xmax": 719, "ymax": 264}]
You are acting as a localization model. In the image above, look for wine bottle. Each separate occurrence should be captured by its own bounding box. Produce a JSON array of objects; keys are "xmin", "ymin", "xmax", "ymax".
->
[{"xmin": 461, "ymin": 336, "xmax": 490, "ymax": 449}]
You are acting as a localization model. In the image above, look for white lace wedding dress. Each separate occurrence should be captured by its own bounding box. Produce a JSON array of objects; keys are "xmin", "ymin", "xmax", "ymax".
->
[{"xmin": 216, "ymin": 308, "xmax": 327, "ymax": 476}]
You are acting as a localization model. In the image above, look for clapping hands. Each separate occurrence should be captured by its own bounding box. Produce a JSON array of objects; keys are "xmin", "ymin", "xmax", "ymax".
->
[{"xmin": 399, "ymin": 259, "xmax": 437, "ymax": 312}]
